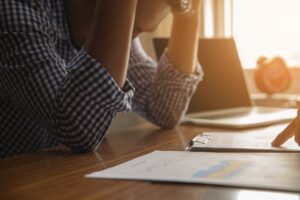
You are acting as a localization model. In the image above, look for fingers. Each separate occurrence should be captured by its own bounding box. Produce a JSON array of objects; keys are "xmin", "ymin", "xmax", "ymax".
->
[{"xmin": 271, "ymin": 118, "xmax": 297, "ymax": 147}]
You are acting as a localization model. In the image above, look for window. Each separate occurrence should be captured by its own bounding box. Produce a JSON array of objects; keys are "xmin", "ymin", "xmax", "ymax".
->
[
  {"xmin": 152, "ymin": 0, "xmax": 300, "ymax": 70},
  {"xmin": 233, "ymin": 0, "xmax": 300, "ymax": 69},
  {"xmin": 202, "ymin": 0, "xmax": 233, "ymax": 38}
]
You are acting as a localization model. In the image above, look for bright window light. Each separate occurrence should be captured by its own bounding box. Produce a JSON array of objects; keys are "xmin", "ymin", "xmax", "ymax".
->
[
  {"xmin": 204, "ymin": 0, "xmax": 214, "ymax": 38},
  {"xmin": 224, "ymin": 0, "xmax": 233, "ymax": 37},
  {"xmin": 233, "ymin": 0, "xmax": 300, "ymax": 69}
]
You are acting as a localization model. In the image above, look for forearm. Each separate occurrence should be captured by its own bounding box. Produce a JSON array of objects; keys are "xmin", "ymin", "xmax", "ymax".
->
[
  {"xmin": 84, "ymin": 0, "xmax": 137, "ymax": 88},
  {"xmin": 128, "ymin": 40, "xmax": 203, "ymax": 128},
  {"xmin": 167, "ymin": 12, "xmax": 201, "ymax": 74}
]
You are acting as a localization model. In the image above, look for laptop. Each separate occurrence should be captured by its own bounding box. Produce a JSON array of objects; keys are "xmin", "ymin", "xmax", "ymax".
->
[{"xmin": 153, "ymin": 38, "xmax": 296, "ymax": 129}]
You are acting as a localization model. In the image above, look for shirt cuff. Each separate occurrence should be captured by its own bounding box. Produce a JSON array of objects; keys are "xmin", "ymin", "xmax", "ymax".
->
[
  {"xmin": 157, "ymin": 51, "xmax": 203, "ymax": 95},
  {"xmin": 128, "ymin": 38, "xmax": 154, "ymax": 67},
  {"xmin": 65, "ymin": 48, "xmax": 135, "ymax": 113}
]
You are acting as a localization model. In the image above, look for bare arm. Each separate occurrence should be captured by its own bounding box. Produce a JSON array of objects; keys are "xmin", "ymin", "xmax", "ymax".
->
[
  {"xmin": 167, "ymin": 0, "xmax": 202, "ymax": 74},
  {"xmin": 84, "ymin": 0, "xmax": 138, "ymax": 88}
]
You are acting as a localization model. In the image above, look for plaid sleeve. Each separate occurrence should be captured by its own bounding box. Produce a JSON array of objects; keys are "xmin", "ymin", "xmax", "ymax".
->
[
  {"xmin": 128, "ymin": 39, "xmax": 203, "ymax": 128},
  {"xmin": 0, "ymin": 32, "xmax": 134, "ymax": 152}
]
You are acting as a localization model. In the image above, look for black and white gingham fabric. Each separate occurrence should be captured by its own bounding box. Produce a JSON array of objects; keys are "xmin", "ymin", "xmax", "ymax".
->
[{"xmin": 0, "ymin": 0, "xmax": 203, "ymax": 158}]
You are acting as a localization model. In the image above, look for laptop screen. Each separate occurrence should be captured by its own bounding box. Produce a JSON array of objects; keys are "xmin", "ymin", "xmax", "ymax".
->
[{"xmin": 153, "ymin": 38, "xmax": 252, "ymax": 113}]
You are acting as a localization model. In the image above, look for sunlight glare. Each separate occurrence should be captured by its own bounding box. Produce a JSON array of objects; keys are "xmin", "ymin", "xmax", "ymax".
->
[{"xmin": 233, "ymin": 0, "xmax": 300, "ymax": 68}]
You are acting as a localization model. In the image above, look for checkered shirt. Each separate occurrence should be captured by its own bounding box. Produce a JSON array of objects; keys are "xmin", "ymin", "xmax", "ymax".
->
[{"xmin": 0, "ymin": 0, "xmax": 203, "ymax": 158}]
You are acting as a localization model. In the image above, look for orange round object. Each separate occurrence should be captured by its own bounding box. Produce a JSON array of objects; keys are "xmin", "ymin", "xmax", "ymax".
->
[{"xmin": 255, "ymin": 56, "xmax": 291, "ymax": 95}]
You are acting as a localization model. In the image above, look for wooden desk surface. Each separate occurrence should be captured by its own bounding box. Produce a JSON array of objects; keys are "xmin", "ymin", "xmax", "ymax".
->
[{"xmin": 1, "ymin": 124, "xmax": 299, "ymax": 200}]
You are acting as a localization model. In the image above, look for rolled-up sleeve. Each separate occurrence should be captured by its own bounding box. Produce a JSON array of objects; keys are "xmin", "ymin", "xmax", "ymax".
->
[
  {"xmin": 128, "ymin": 38, "xmax": 203, "ymax": 128},
  {"xmin": 0, "ymin": 32, "xmax": 134, "ymax": 152}
]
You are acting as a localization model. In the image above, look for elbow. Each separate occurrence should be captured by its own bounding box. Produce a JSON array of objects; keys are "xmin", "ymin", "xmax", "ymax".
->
[
  {"xmin": 69, "ymin": 139, "xmax": 102, "ymax": 154},
  {"xmin": 55, "ymin": 103, "xmax": 116, "ymax": 154},
  {"xmin": 60, "ymin": 126, "xmax": 107, "ymax": 154},
  {"xmin": 146, "ymin": 104, "xmax": 186, "ymax": 129},
  {"xmin": 153, "ymin": 114, "xmax": 182, "ymax": 129}
]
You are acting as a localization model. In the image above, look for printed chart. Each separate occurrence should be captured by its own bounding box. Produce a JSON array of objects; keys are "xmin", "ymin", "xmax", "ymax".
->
[{"xmin": 86, "ymin": 151, "xmax": 300, "ymax": 192}]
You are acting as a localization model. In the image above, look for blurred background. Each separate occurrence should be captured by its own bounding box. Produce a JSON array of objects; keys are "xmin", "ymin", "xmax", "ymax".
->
[{"xmin": 110, "ymin": 0, "xmax": 300, "ymax": 132}]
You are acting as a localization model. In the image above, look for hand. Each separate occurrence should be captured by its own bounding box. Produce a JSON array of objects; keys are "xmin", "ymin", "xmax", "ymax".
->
[{"xmin": 272, "ymin": 108, "xmax": 300, "ymax": 146}]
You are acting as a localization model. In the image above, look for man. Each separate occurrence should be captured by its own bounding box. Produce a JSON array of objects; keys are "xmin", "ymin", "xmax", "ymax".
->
[{"xmin": 0, "ymin": 0, "xmax": 203, "ymax": 157}]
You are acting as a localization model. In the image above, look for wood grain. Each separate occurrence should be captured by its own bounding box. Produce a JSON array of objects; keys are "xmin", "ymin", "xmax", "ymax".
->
[{"xmin": 0, "ymin": 124, "xmax": 299, "ymax": 200}]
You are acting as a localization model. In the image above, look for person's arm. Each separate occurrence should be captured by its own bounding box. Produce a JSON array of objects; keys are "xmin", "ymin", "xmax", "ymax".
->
[
  {"xmin": 128, "ymin": 39, "xmax": 203, "ymax": 128},
  {"xmin": 84, "ymin": 0, "xmax": 137, "ymax": 88},
  {"xmin": 272, "ymin": 107, "xmax": 300, "ymax": 146},
  {"xmin": 167, "ymin": 0, "xmax": 202, "ymax": 74},
  {"xmin": 127, "ymin": 0, "xmax": 203, "ymax": 128},
  {"xmin": 0, "ymin": 0, "xmax": 137, "ymax": 152}
]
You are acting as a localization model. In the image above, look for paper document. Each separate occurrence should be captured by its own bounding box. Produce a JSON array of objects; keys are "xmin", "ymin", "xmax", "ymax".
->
[
  {"xmin": 86, "ymin": 151, "xmax": 300, "ymax": 192},
  {"xmin": 188, "ymin": 124, "xmax": 300, "ymax": 152}
]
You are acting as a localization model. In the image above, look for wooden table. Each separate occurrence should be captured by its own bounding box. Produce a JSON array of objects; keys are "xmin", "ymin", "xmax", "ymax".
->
[{"xmin": 1, "ymin": 124, "xmax": 299, "ymax": 200}]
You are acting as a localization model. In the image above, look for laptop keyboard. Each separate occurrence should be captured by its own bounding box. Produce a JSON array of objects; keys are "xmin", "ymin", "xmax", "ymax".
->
[
  {"xmin": 195, "ymin": 110, "xmax": 253, "ymax": 120},
  {"xmin": 193, "ymin": 107, "xmax": 285, "ymax": 120}
]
